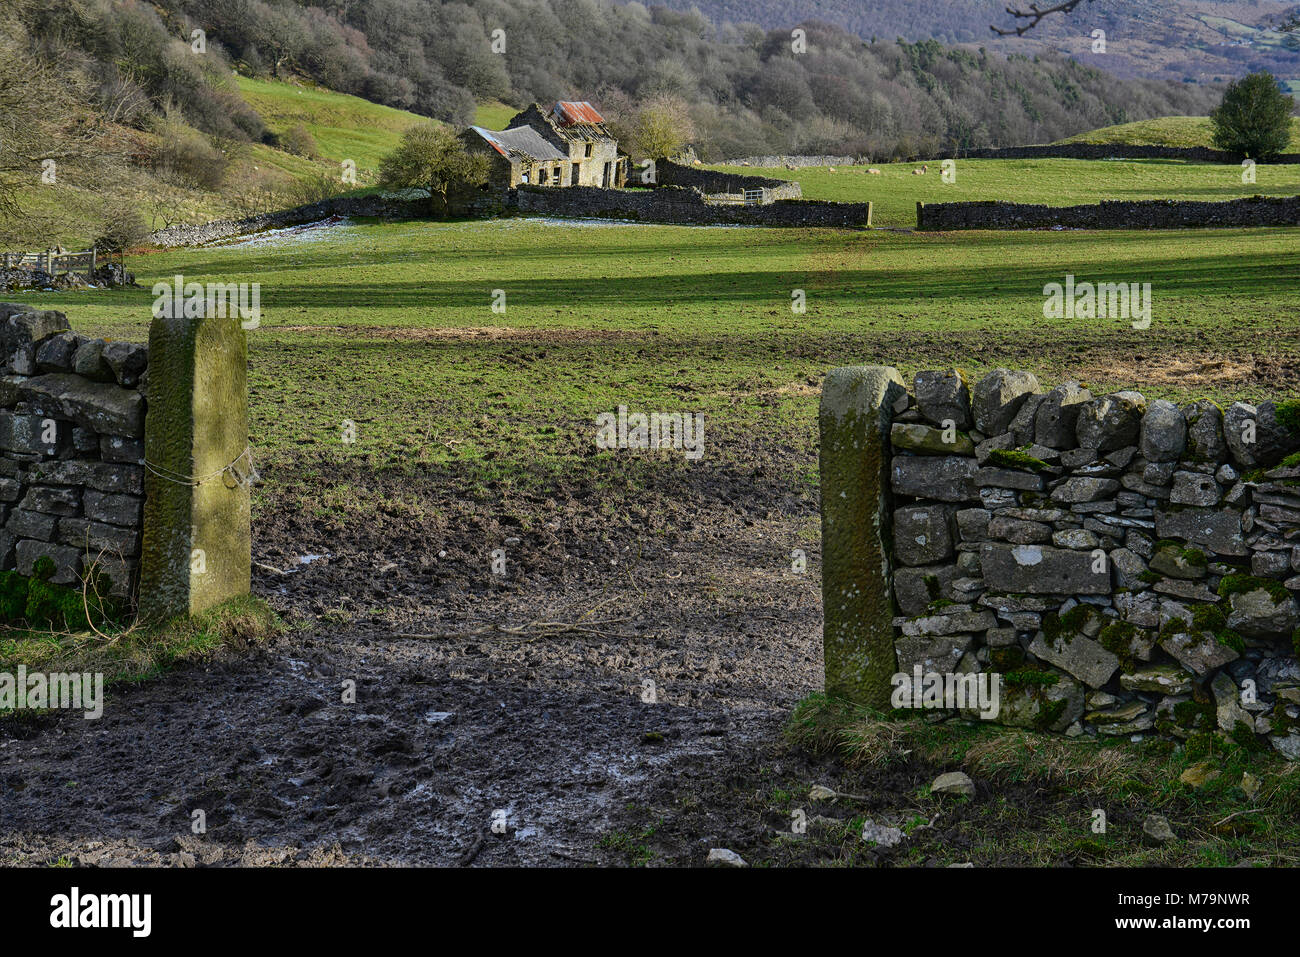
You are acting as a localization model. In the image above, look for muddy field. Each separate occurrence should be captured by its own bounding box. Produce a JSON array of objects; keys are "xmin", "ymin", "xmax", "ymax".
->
[
  {"xmin": 0, "ymin": 444, "xmax": 832, "ymax": 866},
  {"xmin": 2, "ymin": 329, "xmax": 1296, "ymax": 867}
]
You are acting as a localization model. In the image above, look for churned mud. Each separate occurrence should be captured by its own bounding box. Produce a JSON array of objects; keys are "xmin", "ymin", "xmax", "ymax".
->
[{"xmin": 0, "ymin": 446, "xmax": 825, "ymax": 867}]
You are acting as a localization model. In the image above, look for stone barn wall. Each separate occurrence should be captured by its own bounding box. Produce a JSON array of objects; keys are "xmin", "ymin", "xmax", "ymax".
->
[
  {"xmin": 0, "ymin": 303, "xmax": 147, "ymax": 597},
  {"xmin": 819, "ymin": 364, "xmax": 1300, "ymax": 758}
]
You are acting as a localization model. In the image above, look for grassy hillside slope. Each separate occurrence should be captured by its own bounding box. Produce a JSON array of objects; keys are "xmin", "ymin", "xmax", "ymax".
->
[
  {"xmin": 473, "ymin": 101, "xmax": 521, "ymax": 131},
  {"xmin": 237, "ymin": 77, "xmax": 428, "ymax": 171},
  {"xmin": 12, "ymin": 78, "xmax": 428, "ymax": 249},
  {"xmin": 1056, "ymin": 116, "xmax": 1300, "ymax": 149}
]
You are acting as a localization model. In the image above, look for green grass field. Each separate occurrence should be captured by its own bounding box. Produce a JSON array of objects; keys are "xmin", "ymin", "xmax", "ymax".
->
[
  {"xmin": 709, "ymin": 157, "xmax": 1300, "ymax": 228},
  {"xmin": 37, "ymin": 214, "xmax": 1300, "ymax": 485}
]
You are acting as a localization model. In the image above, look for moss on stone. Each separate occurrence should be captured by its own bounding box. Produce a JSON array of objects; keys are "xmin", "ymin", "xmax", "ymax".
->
[
  {"xmin": 1190, "ymin": 603, "xmax": 1226, "ymax": 632},
  {"xmin": 1276, "ymin": 399, "xmax": 1300, "ymax": 437},
  {"xmin": 1004, "ymin": 668, "xmax": 1060, "ymax": 687},
  {"xmin": 1139, "ymin": 570, "xmax": 1161, "ymax": 584},
  {"xmin": 1097, "ymin": 619, "xmax": 1143, "ymax": 671},
  {"xmin": 1218, "ymin": 573, "xmax": 1291, "ymax": 604},
  {"xmin": 1043, "ymin": 604, "xmax": 1096, "ymax": 645},
  {"xmin": 1155, "ymin": 539, "xmax": 1208, "ymax": 567},
  {"xmin": 1230, "ymin": 719, "xmax": 1267, "ymax": 752},
  {"xmin": 1159, "ymin": 611, "xmax": 1193, "ymax": 640},
  {"xmin": 1173, "ymin": 699, "xmax": 1213, "ymax": 730},
  {"xmin": 923, "ymin": 574, "xmax": 941, "ymax": 601},
  {"xmin": 987, "ymin": 447, "xmax": 1049, "ymax": 472},
  {"xmin": 0, "ymin": 562, "xmax": 123, "ymax": 633},
  {"xmin": 1187, "ymin": 602, "xmax": 1245, "ymax": 652},
  {"xmin": 0, "ymin": 572, "xmax": 28, "ymax": 621},
  {"xmin": 1034, "ymin": 697, "xmax": 1068, "ymax": 731}
]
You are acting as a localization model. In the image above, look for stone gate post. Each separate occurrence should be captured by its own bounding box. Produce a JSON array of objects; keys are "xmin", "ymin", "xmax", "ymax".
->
[
  {"xmin": 138, "ymin": 313, "xmax": 251, "ymax": 620},
  {"xmin": 819, "ymin": 366, "xmax": 905, "ymax": 709}
]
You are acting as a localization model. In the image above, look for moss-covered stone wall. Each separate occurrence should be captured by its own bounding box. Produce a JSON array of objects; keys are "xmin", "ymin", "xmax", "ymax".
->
[{"xmin": 821, "ymin": 364, "xmax": 1300, "ymax": 758}]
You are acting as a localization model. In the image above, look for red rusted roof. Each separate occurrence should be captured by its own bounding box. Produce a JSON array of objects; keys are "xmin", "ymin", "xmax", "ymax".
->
[{"xmin": 552, "ymin": 101, "xmax": 604, "ymax": 126}]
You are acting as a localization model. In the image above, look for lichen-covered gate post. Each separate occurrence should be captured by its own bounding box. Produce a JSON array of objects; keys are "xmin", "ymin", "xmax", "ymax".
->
[
  {"xmin": 139, "ymin": 313, "xmax": 251, "ymax": 620},
  {"xmin": 819, "ymin": 366, "xmax": 905, "ymax": 709}
]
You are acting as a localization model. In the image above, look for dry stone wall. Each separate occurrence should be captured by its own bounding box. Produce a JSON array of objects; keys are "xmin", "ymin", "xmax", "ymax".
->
[
  {"xmin": 0, "ymin": 303, "xmax": 147, "ymax": 597},
  {"xmin": 650, "ymin": 160, "xmax": 803, "ymax": 199},
  {"xmin": 148, "ymin": 195, "xmax": 428, "ymax": 247},
  {"xmin": 952, "ymin": 144, "xmax": 1300, "ymax": 164},
  {"xmin": 822, "ymin": 364, "xmax": 1300, "ymax": 758},
  {"xmin": 512, "ymin": 184, "xmax": 868, "ymax": 227},
  {"xmin": 917, "ymin": 196, "xmax": 1300, "ymax": 230},
  {"xmin": 718, "ymin": 155, "xmax": 862, "ymax": 169}
]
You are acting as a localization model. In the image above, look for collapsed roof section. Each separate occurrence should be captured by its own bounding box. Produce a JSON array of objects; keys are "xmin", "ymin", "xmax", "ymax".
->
[
  {"xmin": 547, "ymin": 101, "xmax": 614, "ymax": 142},
  {"xmin": 467, "ymin": 125, "xmax": 568, "ymax": 164}
]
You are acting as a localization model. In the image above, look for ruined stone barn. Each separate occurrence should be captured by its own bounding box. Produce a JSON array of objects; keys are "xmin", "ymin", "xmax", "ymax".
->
[{"xmin": 462, "ymin": 101, "xmax": 627, "ymax": 189}]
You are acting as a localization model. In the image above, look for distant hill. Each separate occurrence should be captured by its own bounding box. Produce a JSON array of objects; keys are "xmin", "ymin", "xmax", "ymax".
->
[{"xmin": 660, "ymin": 0, "xmax": 1300, "ymax": 86}]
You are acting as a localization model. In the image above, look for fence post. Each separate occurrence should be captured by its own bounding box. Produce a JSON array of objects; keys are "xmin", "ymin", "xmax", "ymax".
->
[
  {"xmin": 44, "ymin": 249, "xmax": 52, "ymax": 273},
  {"xmin": 138, "ymin": 312, "xmax": 251, "ymax": 620},
  {"xmin": 89, "ymin": 248, "xmax": 96, "ymax": 277},
  {"xmin": 819, "ymin": 365, "xmax": 905, "ymax": 709}
]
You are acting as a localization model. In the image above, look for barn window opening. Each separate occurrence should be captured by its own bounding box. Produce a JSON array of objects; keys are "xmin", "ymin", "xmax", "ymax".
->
[{"xmin": 584, "ymin": 142, "xmax": 593, "ymax": 158}]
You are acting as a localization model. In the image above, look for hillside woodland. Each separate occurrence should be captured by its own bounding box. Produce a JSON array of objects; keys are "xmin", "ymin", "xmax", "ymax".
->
[{"xmin": 1, "ymin": 0, "xmax": 1223, "ymax": 245}]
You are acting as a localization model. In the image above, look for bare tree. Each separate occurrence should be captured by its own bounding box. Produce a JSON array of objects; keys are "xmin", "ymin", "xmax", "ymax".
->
[
  {"xmin": 992, "ymin": 0, "xmax": 1095, "ymax": 37},
  {"xmin": 0, "ymin": 25, "xmax": 97, "ymax": 231}
]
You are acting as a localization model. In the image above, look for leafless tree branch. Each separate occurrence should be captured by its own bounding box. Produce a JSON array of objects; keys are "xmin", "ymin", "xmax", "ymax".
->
[{"xmin": 992, "ymin": 0, "xmax": 1095, "ymax": 37}]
